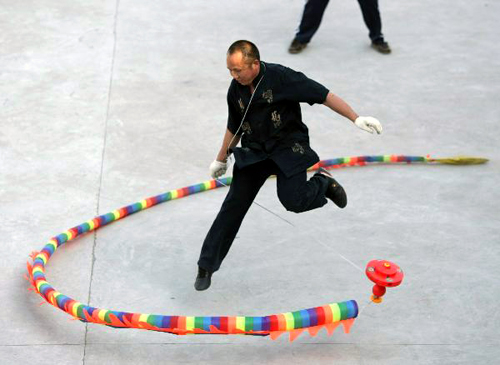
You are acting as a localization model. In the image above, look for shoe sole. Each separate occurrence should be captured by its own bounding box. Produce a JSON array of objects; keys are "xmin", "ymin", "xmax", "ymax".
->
[
  {"xmin": 371, "ymin": 44, "xmax": 391, "ymax": 54},
  {"xmin": 194, "ymin": 274, "xmax": 212, "ymax": 291},
  {"xmin": 316, "ymin": 168, "xmax": 347, "ymax": 208},
  {"xmin": 329, "ymin": 184, "xmax": 347, "ymax": 209},
  {"xmin": 288, "ymin": 44, "xmax": 307, "ymax": 54}
]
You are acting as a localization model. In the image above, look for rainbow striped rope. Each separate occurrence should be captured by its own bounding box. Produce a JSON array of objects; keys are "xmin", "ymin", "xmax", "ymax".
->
[{"xmin": 26, "ymin": 155, "xmax": 487, "ymax": 341}]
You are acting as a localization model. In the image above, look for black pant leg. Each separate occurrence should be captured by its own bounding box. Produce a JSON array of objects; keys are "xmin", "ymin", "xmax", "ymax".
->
[
  {"xmin": 276, "ymin": 168, "xmax": 329, "ymax": 213},
  {"xmin": 357, "ymin": 0, "xmax": 384, "ymax": 41},
  {"xmin": 197, "ymin": 161, "xmax": 274, "ymax": 273},
  {"xmin": 295, "ymin": 0, "xmax": 330, "ymax": 43}
]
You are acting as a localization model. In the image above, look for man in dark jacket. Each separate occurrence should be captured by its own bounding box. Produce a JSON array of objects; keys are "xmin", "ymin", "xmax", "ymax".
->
[{"xmin": 195, "ymin": 40, "xmax": 382, "ymax": 291}]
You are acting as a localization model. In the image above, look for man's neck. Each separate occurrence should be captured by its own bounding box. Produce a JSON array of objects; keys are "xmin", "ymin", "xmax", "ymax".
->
[{"xmin": 248, "ymin": 62, "xmax": 261, "ymax": 94}]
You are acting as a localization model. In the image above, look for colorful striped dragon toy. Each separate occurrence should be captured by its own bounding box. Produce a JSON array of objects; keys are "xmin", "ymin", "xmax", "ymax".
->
[{"xmin": 26, "ymin": 155, "xmax": 487, "ymax": 341}]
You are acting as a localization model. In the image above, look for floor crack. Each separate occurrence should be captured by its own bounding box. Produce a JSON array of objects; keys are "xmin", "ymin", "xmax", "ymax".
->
[{"xmin": 82, "ymin": 1, "xmax": 121, "ymax": 364}]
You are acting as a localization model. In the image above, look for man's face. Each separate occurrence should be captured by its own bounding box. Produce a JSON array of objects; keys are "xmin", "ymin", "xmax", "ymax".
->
[{"xmin": 226, "ymin": 51, "xmax": 259, "ymax": 86}]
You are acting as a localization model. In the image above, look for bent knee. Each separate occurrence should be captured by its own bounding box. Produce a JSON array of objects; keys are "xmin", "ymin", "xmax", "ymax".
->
[{"xmin": 280, "ymin": 197, "xmax": 305, "ymax": 213}]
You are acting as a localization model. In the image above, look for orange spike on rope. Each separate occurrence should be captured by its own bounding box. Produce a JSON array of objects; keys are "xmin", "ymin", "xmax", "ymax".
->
[
  {"xmin": 341, "ymin": 318, "xmax": 355, "ymax": 334},
  {"xmin": 82, "ymin": 309, "xmax": 93, "ymax": 323},
  {"xmin": 289, "ymin": 328, "xmax": 305, "ymax": 342},
  {"xmin": 307, "ymin": 325, "xmax": 322, "ymax": 337},
  {"xmin": 325, "ymin": 322, "xmax": 341, "ymax": 335},
  {"xmin": 107, "ymin": 313, "xmax": 127, "ymax": 328},
  {"xmin": 209, "ymin": 325, "xmax": 226, "ymax": 334},
  {"xmin": 270, "ymin": 331, "xmax": 285, "ymax": 340}
]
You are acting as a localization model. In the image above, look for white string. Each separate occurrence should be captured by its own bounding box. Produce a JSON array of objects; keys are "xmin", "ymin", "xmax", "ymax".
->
[
  {"xmin": 310, "ymin": 235, "xmax": 364, "ymax": 273},
  {"xmin": 215, "ymin": 178, "xmax": 364, "ymax": 273},
  {"xmin": 357, "ymin": 300, "xmax": 374, "ymax": 316},
  {"xmin": 226, "ymin": 65, "xmax": 266, "ymax": 157}
]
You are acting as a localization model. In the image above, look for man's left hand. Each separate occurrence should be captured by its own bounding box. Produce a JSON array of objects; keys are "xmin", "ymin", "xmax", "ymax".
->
[{"xmin": 354, "ymin": 116, "xmax": 383, "ymax": 134}]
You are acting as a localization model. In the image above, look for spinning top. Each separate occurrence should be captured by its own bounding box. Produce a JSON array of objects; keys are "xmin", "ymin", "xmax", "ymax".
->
[{"xmin": 365, "ymin": 260, "xmax": 404, "ymax": 303}]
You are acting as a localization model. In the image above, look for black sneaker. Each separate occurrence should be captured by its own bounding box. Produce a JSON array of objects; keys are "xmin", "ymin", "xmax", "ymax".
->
[
  {"xmin": 371, "ymin": 40, "xmax": 391, "ymax": 54},
  {"xmin": 288, "ymin": 39, "xmax": 307, "ymax": 54},
  {"xmin": 315, "ymin": 167, "xmax": 347, "ymax": 208},
  {"xmin": 194, "ymin": 267, "xmax": 212, "ymax": 291}
]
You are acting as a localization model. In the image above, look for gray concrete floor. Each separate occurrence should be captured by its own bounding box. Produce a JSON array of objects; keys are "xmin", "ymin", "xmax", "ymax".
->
[{"xmin": 1, "ymin": 0, "xmax": 499, "ymax": 364}]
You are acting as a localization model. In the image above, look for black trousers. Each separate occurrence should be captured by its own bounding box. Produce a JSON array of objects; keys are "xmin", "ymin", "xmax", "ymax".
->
[
  {"xmin": 295, "ymin": 0, "xmax": 384, "ymax": 43},
  {"xmin": 197, "ymin": 159, "xmax": 330, "ymax": 273}
]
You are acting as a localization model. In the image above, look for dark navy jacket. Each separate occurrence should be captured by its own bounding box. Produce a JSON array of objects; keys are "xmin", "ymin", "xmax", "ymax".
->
[{"xmin": 227, "ymin": 61, "xmax": 329, "ymax": 177}]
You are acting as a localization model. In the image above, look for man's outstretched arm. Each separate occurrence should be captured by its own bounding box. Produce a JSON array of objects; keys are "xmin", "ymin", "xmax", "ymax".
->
[{"xmin": 323, "ymin": 92, "xmax": 383, "ymax": 134}]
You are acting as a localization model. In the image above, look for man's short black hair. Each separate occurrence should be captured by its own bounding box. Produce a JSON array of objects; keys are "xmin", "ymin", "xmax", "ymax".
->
[{"xmin": 227, "ymin": 40, "xmax": 260, "ymax": 63}]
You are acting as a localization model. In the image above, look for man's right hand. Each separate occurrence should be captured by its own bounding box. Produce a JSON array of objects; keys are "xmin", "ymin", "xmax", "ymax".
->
[{"xmin": 209, "ymin": 160, "xmax": 227, "ymax": 179}]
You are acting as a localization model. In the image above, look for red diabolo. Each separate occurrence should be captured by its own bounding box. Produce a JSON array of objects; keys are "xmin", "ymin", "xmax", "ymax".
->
[{"xmin": 365, "ymin": 260, "xmax": 403, "ymax": 303}]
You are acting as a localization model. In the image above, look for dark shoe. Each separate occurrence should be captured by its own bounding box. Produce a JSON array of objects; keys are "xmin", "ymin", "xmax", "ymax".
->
[
  {"xmin": 315, "ymin": 167, "xmax": 347, "ymax": 208},
  {"xmin": 288, "ymin": 39, "xmax": 307, "ymax": 54},
  {"xmin": 194, "ymin": 267, "xmax": 212, "ymax": 291},
  {"xmin": 371, "ymin": 40, "xmax": 391, "ymax": 54}
]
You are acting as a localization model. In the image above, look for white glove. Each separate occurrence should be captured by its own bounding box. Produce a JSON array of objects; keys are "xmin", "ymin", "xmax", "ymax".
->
[
  {"xmin": 209, "ymin": 160, "xmax": 227, "ymax": 179},
  {"xmin": 354, "ymin": 116, "xmax": 383, "ymax": 134}
]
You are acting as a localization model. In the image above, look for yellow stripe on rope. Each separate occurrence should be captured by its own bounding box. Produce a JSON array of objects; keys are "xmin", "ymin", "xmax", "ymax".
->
[
  {"xmin": 185, "ymin": 316, "xmax": 195, "ymax": 331},
  {"xmin": 36, "ymin": 280, "xmax": 48, "ymax": 291},
  {"xmin": 236, "ymin": 316, "xmax": 245, "ymax": 331},
  {"xmin": 64, "ymin": 230, "xmax": 74, "ymax": 240},
  {"xmin": 50, "ymin": 291, "xmax": 62, "ymax": 306},
  {"xmin": 72, "ymin": 303, "xmax": 82, "ymax": 317},
  {"xmin": 86, "ymin": 220, "xmax": 95, "ymax": 231},
  {"xmin": 47, "ymin": 241, "xmax": 57, "ymax": 252},
  {"xmin": 36, "ymin": 253, "xmax": 47, "ymax": 265},
  {"xmin": 329, "ymin": 304, "xmax": 341, "ymax": 322},
  {"xmin": 284, "ymin": 312, "xmax": 294, "ymax": 330}
]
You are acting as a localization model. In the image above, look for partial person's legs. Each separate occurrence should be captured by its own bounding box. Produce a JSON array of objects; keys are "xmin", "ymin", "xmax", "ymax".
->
[
  {"xmin": 357, "ymin": 0, "xmax": 382, "ymax": 42},
  {"xmin": 276, "ymin": 169, "xmax": 328, "ymax": 213},
  {"xmin": 357, "ymin": 0, "xmax": 391, "ymax": 53},
  {"xmin": 276, "ymin": 165, "xmax": 347, "ymax": 212},
  {"xmin": 197, "ymin": 160, "xmax": 274, "ymax": 275},
  {"xmin": 289, "ymin": 0, "xmax": 330, "ymax": 54}
]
